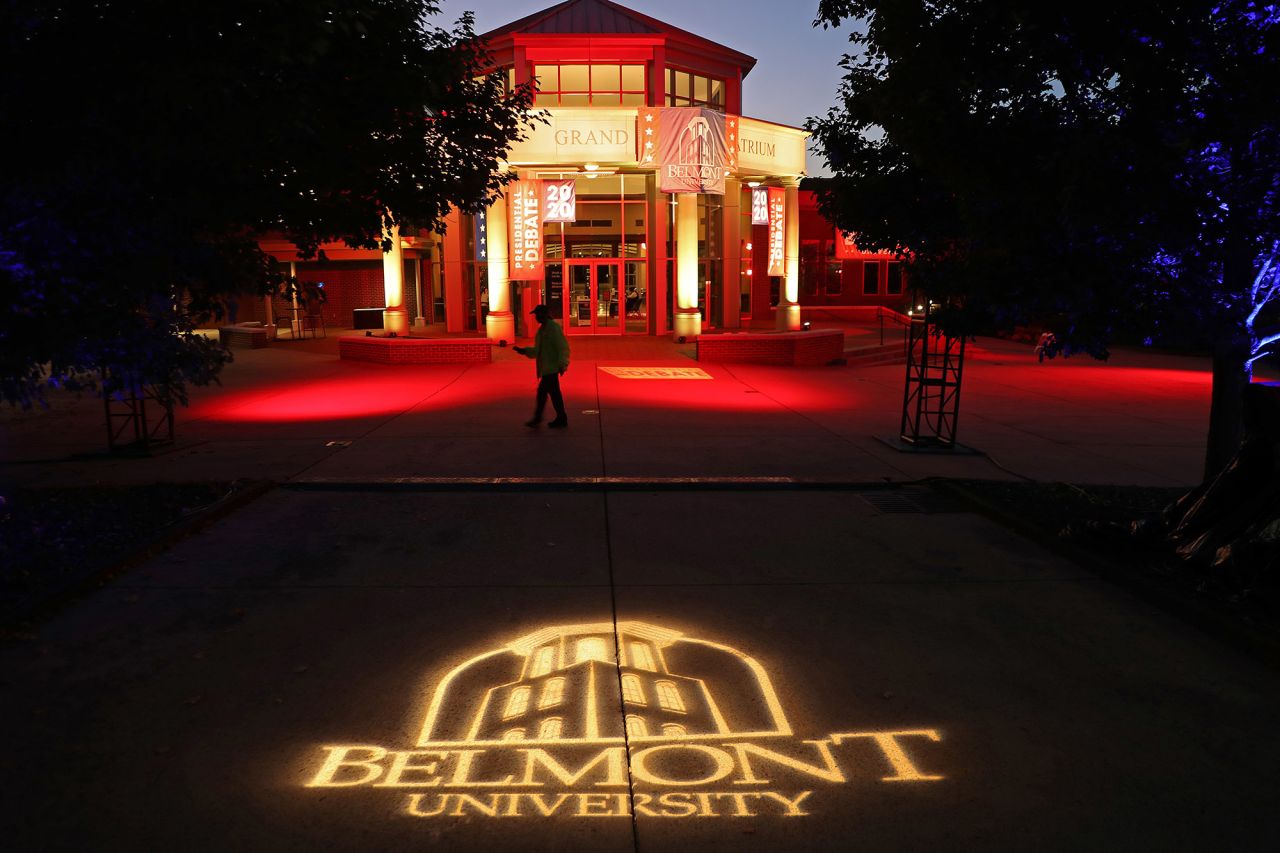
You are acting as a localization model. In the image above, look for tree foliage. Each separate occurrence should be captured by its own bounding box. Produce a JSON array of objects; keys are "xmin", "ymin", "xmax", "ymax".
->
[
  {"xmin": 0, "ymin": 0, "xmax": 534, "ymax": 407},
  {"xmin": 809, "ymin": 1, "xmax": 1280, "ymax": 474}
]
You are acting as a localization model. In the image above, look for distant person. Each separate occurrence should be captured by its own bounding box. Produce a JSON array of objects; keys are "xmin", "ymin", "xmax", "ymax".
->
[{"xmin": 513, "ymin": 304, "xmax": 570, "ymax": 428}]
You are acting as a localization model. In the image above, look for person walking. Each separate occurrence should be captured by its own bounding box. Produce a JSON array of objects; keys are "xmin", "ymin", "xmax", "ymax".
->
[{"xmin": 513, "ymin": 304, "xmax": 570, "ymax": 428}]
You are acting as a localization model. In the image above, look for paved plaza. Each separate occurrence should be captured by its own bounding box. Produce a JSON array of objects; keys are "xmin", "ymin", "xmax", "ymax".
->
[{"xmin": 2, "ymin": 336, "xmax": 1278, "ymax": 851}]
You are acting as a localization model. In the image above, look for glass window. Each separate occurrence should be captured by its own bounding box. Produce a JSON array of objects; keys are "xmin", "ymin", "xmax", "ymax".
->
[
  {"xmin": 675, "ymin": 71, "xmax": 691, "ymax": 100},
  {"xmin": 665, "ymin": 69, "xmax": 726, "ymax": 111},
  {"xmin": 576, "ymin": 637, "xmax": 609, "ymax": 663},
  {"xmin": 534, "ymin": 65, "xmax": 558, "ymax": 92},
  {"xmin": 539, "ymin": 677, "xmax": 565, "ymax": 709},
  {"xmin": 503, "ymin": 686, "xmax": 531, "ymax": 719},
  {"xmin": 656, "ymin": 681, "xmax": 685, "ymax": 712},
  {"xmin": 863, "ymin": 262, "xmax": 880, "ymax": 295},
  {"xmin": 622, "ymin": 65, "xmax": 646, "ymax": 91},
  {"xmin": 538, "ymin": 718, "xmax": 562, "ymax": 739},
  {"xmin": 560, "ymin": 64, "xmax": 589, "ymax": 91},
  {"xmin": 626, "ymin": 715, "xmax": 648, "ymax": 738},
  {"xmin": 662, "ymin": 723, "xmax": 686, "ymax": 737},
  {"xmin": 629, "ymin": 642, "xmax": 656, "ymax": 671},
  {"xmin": 503, "ymin": 728, "xmax": 526, "ymax": 740},
  {"xmin": 592, "ymin": 64, "xmax": 621, "ymax": 90},
  {"xmin": 886, "ymin": 262, "xmax": 903, "ymax": 294},
  {"xmin": 530, "ymin": 646, "xmax": 556, "ymax": 677},
  {"xmin": 531, "ymin": 64, "xmax": 645, "ymax": 106},
  {"xmin": 622, "ymin": 674, "xmax": 645, "ymax": 704},
  {"xmin": 827, "ymin": 261, "xmax": 843, "ymax": 295}
]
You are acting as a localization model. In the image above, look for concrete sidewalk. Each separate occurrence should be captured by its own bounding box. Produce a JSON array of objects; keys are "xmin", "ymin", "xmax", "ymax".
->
[
  {"xmin": 0, "ymin": 335, "xmax": 1230, "ymax": 488},
  {"xmin": 3, "ymin": 339, "xmax": 1280, "ymax": 850},
  {"xmin": 2, "ymin": 485, "xmax": 1277, "ymax": 850}
]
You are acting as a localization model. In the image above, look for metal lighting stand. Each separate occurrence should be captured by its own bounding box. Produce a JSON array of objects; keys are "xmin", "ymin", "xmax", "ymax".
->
[
  {"xmin": 103, "ymin": 370, "xmax": 175, "ymax": 453},
  {"xmin": 899, "ymin": 293, "xmax": 966, "ymax": 448}
]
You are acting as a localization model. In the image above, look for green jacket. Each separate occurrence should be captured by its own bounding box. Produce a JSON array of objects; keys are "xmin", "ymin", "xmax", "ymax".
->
[{"xmin": 521, "ymin": 319, "xmax": 570, "ymax": 377}]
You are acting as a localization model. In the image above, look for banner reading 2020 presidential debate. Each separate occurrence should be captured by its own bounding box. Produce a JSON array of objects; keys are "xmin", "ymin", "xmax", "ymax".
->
[{"xmin": 639, "ymin": 107, "xmax": 730, "ymax": 195}]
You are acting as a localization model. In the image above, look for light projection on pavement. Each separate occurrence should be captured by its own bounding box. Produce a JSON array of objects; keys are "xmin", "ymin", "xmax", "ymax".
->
[
  {"xmin": 598, "ymin": 367, "xmax": 713, "ymax": 379},
  {"xmin": 305, "ymin": 621, "xmax": 945, "ymax": 819}
]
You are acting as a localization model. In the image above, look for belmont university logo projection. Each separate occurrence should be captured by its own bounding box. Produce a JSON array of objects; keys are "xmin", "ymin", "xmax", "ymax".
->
[{"xmin": 306, "ymin": 621, "xmax": 945, "ymax": 819}]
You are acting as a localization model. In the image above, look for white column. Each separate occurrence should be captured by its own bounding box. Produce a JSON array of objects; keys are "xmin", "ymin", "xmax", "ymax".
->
[
  {"xmin": 776, "ymin": 181, "xmax": 802, "ymax": 330},
  {"xmin": 673, "ymin": 192, "xmax": 702, "ymax": 340},
  {"xmin": 382, "ymin": 223, "xmax": 409, "ymax": 334},
  {"xmin": 485, "ymin": 191, "xmax": 515, "ymax": 344}
]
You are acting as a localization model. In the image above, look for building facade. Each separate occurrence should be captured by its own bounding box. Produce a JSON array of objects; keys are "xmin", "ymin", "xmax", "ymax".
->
[{"xmin": 258, "ymin": 0, "xmax": 904, "ymax": 340}]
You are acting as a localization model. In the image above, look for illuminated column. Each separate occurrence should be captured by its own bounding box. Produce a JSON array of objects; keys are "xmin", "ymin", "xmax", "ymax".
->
[
  {"xmin": 776, "ymin": 180, "xmax": 801, "ymax": 330},
  {"xmin": 673, "ymin": 192, "xmax": 701, "ymax": 340},
  {"xmin": 485, "ymin": 190, "xmax": 515, "ymax": 344},
  {"xmin": 382, "ymin": 222, "xmax": 409, "ymax": 335},
  {"xmin": 442, "ymin": 209, "xmax": 466, "ymax": 333},
  {"xmin": 722, "ymin": 178, "xmax": 742, "ymax": 329}
]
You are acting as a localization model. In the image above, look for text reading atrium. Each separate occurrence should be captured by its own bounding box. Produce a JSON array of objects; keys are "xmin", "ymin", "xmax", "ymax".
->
[{"xmin": 258, "ymin": 0, "xmax": 906, "ymax": 341}]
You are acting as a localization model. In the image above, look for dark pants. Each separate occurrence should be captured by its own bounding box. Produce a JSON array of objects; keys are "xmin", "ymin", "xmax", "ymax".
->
[{"xmin": 534, "ymin": 373, "xmax": 566, "ymax": 423}]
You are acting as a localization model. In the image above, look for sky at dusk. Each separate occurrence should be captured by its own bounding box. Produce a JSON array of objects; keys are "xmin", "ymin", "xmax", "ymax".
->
[{"xmin": 434, "ymin": 0, "xmax": 860, "ymax": 176}]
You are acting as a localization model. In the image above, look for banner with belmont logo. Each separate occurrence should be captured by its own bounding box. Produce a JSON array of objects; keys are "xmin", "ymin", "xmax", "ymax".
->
[
  {"xmin": 638, "ymin": 107, "xmax": 730, "ymax": 195},
  {"xmin": 508, "ymin": 180, "xmax": 543, "ymax": 281}
]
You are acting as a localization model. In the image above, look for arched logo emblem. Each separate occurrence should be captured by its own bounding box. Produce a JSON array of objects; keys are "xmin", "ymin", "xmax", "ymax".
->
[{"xmin": 306, "ymin": 621, "xmax": 945, "ymax": 820}]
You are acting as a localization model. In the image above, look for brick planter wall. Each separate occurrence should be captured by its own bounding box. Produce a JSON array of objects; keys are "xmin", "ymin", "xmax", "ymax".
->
[
  {"xmin": 338, "ymin": 336, "xmax": 491, "ymax": 364},
  {"xmin": 696, "ymin": 330, "xmax": 844, "ymax": 366}
]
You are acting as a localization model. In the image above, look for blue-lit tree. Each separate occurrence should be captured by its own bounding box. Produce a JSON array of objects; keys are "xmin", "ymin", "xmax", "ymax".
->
[
  {"xmin": 809, "ymin": 1, "xmax": 1280, "ymax": 480},
  {"xmin": 0, "ymin": 1, "xmax": 533, "ymax": 418}
]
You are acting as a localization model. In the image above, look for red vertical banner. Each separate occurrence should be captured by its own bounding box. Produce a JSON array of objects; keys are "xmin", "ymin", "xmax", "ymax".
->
[
  {"xmin": 637, "ymin": 107, "xmax": 660, "ymax": 167},
  {"xmin": 508, "ymin": 180, "xmax": 543, "ymax": 281},
  {"xmin": 542, "ymin": 179, "xmax": 576, "ymax": 223},
  {"xmin": 767, "ymin": 187, "xmax": 785, "ymax": 276},
  {"xmin": 724, "ymin": 115, "xmax": 739, "ymax": 174},
  {"xmin": 834, "ymin": 229, "xmax": 860, "ymax": 259}
]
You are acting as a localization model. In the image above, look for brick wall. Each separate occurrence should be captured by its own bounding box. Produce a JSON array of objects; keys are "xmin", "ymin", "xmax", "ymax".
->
[
  {"xmin": 696, "ymin": 330, "xmax": 843, "ymax": 366},
  {"xmin": 339, "ymin": 337, "xmax": 491, "ymax": 364},
  {"xmin": 276, "ymin": 261, "xmax": 421, "ymax": 328}
]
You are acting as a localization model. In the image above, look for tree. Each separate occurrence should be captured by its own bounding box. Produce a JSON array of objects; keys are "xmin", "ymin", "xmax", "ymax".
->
[
  {"xmin": 808, "ymin": 0, "xmax": 1280, "ymax": 479},
  {"xmin": 0, "ymin": 1, "xmax": 534, "ymax": 410}
]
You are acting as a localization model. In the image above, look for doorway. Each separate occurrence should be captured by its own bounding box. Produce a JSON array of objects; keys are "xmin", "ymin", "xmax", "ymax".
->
[{"xmin": 564, "ymin": 260, "xmax": 621, "ymax": 334}]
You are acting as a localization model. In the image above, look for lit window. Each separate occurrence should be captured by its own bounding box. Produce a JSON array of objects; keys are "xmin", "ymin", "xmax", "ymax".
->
[
  {"xmin": 665, "ymin": 68, "xmax": 725, "ymax": 111},
  {"xmin": 629, "ymin": 642, "xmax": 656, "ymax": 671},
  {"xmin": 656, "ymin": 681, "xmax": 685, "ymax": 713},
  {"xmin": 622, "ymin": 674, "xmax": 645, "ymax": 705},
  {"xmin": 539, "ymin": 677, "xmax": 565, "ymax": 709},
  {"xmin": 662, "ymin": 723, "xmax": 686, "ymax": 737},
  {"xmin": 530, "ymin": 646, "xmax": 556, "ymax": 677},
  {"xmin": 503, "ymin": 686, "xmax": 531, "ymax": 719},
  {"xmin": 575, "ymin": 637, "xmax": 609, "ymax": 663},
  {"xmin": 532, "ymin": 63, "xmax": 646, "ymax": 107},
  {"xmin": 538, "ymin": 717, "xmax": 562, "ymax": 739},
  {"xmin": 626, "ymin": 715, "xmax": 648, "ymax": 738},
  {"xmin": 503, "ymin": 728, "xmax": 526, "ymax": 740}
]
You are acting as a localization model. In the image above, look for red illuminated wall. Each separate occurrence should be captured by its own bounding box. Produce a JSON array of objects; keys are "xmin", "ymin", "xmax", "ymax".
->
[
  {"xmin": 798, "ymin": 188, "xmax": 909, "ymax": 311},
  {"xmin": 276, "ymin": 261, "xmax": 421, "ymax": 328}
]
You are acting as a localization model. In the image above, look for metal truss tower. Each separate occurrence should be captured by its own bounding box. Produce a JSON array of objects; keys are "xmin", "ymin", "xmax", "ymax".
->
[{"xmin": 899, "ymin": 295, "xmax": 966, "ymax": 448}]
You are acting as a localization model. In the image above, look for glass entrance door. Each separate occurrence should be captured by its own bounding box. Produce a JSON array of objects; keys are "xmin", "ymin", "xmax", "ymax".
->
[{"xmin": 564, "ymin": 261, "xmax": 621, "ymax": 334}]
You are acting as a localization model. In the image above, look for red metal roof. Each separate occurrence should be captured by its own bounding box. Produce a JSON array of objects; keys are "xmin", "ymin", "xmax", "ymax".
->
[
  {"xmin": 480, "ymin": 0, "xmax": 757, "ymax": 76},
  {"xmin": 483, "ymin": 0, "xmax": 661, "ymax": 36}
]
